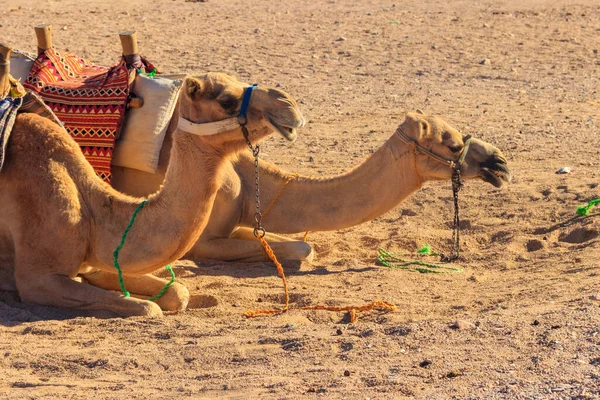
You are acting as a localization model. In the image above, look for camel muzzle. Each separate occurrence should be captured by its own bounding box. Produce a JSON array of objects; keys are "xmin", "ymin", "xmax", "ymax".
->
[{"xmin": 479, "ymin": 154, "xmax": 512, "ymax": 188}]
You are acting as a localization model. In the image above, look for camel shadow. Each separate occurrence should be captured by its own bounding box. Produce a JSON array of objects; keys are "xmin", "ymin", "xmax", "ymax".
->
[
  {"xmin": 0, "ymin": 290, "xmax": 123, "ymax": 325},
  {"xmin": 174, "ymin": 259, "xmax": 378, "ymax": 279},
  {"xmin": 0, "ymin": 260, "xmax": 378, "ymax": 325}
]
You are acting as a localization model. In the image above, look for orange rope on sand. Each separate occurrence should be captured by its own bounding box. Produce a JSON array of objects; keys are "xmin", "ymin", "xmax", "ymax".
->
[
  {"xmin": 243, "ymin": 236, "xmax": 397, "ymax": 321},
  {"xmin": 243, "ymin": 236, "xmax": 289, "ymax": 318}
]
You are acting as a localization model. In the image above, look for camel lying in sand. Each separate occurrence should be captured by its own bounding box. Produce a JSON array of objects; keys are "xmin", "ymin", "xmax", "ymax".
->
[
  {"xmin": 0, "ymin": 66, "xmax": 304, "ymax": 316},
  {"xmin": 112, "ymin": 111, "xmax": 511, "ymax": 262}
]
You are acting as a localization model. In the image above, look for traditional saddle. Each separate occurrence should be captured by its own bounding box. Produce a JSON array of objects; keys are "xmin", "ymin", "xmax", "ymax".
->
[{"xmin": 12, "ymin": 49, "xmax": 179, "ymax": 183}]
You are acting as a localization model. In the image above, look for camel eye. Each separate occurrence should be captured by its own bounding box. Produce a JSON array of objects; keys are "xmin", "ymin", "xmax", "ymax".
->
[{"xmin": 219, "ymin": 97, "xmax": 237, "ymax": 110}]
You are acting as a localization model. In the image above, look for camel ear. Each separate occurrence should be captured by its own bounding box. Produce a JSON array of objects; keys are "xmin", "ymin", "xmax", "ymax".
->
[
  {"xmin": 415, "ymin": 109, "xmax": 425, "ymax": 115},
  {"xmin": 404, "ymin": 112, "xmax": 430, "ymax": 139},
  {"xmin": 183, "ymin": 76, "xmax": 204, "ymax": 101}
]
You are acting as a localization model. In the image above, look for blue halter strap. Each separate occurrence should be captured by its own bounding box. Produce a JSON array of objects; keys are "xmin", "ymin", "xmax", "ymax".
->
[{"xmin": 238, "ymin": 84, "xmax": 258, "ymax": 125}]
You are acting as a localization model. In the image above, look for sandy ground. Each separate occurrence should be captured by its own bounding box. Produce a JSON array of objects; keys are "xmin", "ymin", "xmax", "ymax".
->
[{"xmin": 1, "ymin": 0, "xmax": 600, "ymax": 398}]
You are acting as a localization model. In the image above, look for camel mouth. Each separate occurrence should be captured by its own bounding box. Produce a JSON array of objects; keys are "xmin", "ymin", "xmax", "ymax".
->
[
  {"xmin": 267, "ymin": 117, "xmax": 299, "ymax": 142},
  {"xmin": 479, "ymin": 163, "xmax": 511, "ymax": 188}
]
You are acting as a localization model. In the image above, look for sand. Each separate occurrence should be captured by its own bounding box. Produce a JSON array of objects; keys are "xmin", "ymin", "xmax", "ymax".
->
[{"xmin": 1, "ymin": 0, "xmax": 600, "ymax": 398}]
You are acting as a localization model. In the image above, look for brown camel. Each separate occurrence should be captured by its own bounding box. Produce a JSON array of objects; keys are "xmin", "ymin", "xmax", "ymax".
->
[
  {"xmin": 112, "ymin": 111, "xmax": 511, "ymax": 262},
  {"xmin": 0, "ymin": 64, "xmax": 304, "ymax": 316}
]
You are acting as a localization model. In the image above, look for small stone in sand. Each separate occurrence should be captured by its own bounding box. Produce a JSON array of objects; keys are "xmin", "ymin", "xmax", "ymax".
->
[{"xmin": 450, "ymin": 320, "xmax": 475, "ymax": 330}]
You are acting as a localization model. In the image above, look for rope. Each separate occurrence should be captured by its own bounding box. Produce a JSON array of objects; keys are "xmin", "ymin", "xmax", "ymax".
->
[
  {"xmin": 243, "ymin": 236, "xmax": 396, "ymax": 321},
  {"xmin": 113, "ymin": 200, "xmax": 175, "ymax": 300},
  {"xmin": 377, "ymin": 247, "xmax": 463, "ymax": 274},
  {"xmin": 136, "ymin": 68, "xmax": 157, "ymax": 77},
  {"xmin": 262, "ymin": 173, "xmax": 299, "ymax": 218},
  {"xmin": 576, "ymin": 198, "xmax": 600, "ymax": 216},
  {"xmin": 303, "ymin": 231, "xmax": 310, "ymax": 242},
  {"xmin": 244, "ymin": 236, "xmax": 289, "ymax": 317},
  {"xmin": 261, "ymin": 172, "xmax": 310, "ymax": 243},
  {"xmin": 148, "ymin": 265, "xmax": 176, "ymax": 301}
]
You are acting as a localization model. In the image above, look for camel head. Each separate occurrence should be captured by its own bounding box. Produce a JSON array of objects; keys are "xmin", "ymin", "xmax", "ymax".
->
[
  {"xmin": 398, "ymin": 111, "xmax": 511, "ymax": 188},
  {"xmin": 177, "ymin": 72, "xmax": 304, "ymax": 152}
]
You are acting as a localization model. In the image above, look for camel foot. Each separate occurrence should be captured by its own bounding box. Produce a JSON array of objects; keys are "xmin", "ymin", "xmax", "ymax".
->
[
  {"xmin": 15, "ymin": 271, "xmax": 164, "ymax": 317},
  {"xmin": 132, "ymin": 299, "xmax": 163, "ymax": 317},
  {"xmin": 82, "ymin": 270, "xmax": 188, "ymax": 313},
  {"xmin": 152, "ymin": 282, "xmax": 190, "ymax": 312}
]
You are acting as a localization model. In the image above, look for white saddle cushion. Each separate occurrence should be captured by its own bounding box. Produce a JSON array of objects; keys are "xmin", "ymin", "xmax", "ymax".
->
[{"xmin": 111, "ymin": 74, "xmax": 181, "ymax": 173}]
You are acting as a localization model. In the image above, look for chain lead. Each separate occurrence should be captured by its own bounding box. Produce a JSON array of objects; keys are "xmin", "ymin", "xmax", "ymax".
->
[
  {"xmin": 441, "ymin": 166, "xmax": 463, "ymax": 262},
  {"xmin": 242, "ymin": 125, "xmax": 266, "ymax": 238}
]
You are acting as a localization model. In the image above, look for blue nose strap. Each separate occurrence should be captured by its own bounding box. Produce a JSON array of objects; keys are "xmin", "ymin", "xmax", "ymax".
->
[{"xmin": 238, "ymin": 84, "xmax": 258, "ymax": 124}]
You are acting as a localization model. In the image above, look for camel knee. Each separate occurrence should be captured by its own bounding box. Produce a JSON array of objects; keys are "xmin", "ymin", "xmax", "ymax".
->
[{"xmin": 153, "ymin": 282, "xmax": 190, "ymax": 312}]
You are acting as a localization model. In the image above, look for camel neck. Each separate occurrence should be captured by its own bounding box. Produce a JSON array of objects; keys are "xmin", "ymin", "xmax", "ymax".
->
[
  {"xmin": 93, "ymin": 131, "xmax": 224, "ymax": 274},
  {"xmin": 250, "ymin": 132, "xmax": 422, "ymax": 233}
]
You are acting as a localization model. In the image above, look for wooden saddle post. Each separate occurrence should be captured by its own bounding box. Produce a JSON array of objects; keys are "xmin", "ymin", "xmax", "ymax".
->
[
  {"xmin": 35, "ymin": 24, "xmax": 53, "ymax": 54},
  {"xmin": 119, "ymin": 30, "xmax": 143, "ymax": 109},
  {"xmin": 0, "ymin": 43, "xmax": 10, "ymax": 97}
]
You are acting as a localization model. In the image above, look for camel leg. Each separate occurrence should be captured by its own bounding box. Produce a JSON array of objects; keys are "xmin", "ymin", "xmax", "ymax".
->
[
  {"xmin": 15, "ymin": 266, "xmax": 162, "ymax": 317},
  {"xmin": 82, "ymin": 270, "xmax": 189, "ymax": 312},
  {"xmin": 186, "ymin": 235, "xmax": 314, "ymax": 263}
]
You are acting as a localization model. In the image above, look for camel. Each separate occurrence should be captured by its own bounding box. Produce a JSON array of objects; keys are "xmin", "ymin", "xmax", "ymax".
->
[
  {"xmin": 21, "ymin": 28, "xmax": 511, "ymax": 264},
  {"xmin": 113, "ymin": 112, "xmax": 511, "ymax": 262},
  {"xmin": 0, "ymin": 44, "xmax": 304, "ymax": 316}
]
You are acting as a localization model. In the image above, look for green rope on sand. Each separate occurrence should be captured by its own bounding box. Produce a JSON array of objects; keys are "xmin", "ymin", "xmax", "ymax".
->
[
  {"xmin": 377, "ymin": 247, "xmax": 463, "ymax": 274},
  {"xmin": 416, "ymin": 244, "xmax": 439, "ymax": 256},
  {"xmin": 576, "ymin": 198, "xmax": 600, "ymax": 216},
  {"xmin": 113, "ymin": 200, "xmax": 175, "ymax": 300}
]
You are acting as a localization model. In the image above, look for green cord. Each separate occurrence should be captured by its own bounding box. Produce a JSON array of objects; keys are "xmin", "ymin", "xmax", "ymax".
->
[
  {"xmin": 416, "ymin": 244, "xmax": 439, "ymax": 256},
  {"xmin": 112, "ymin": 200, "xmax": 175, "ymax": 300},
  {"xmin": 377, "ymin": 247, "xmax": 463, "ymax": 274},
  {"xmin": 136, "ymin": 68, "xmax": 157, "ymax": 78},
  {"xmin": 576, "ymin": 198, "xmax": 600, "ymax": 216},
  {"xmin": 148, "ymin": 265, "xmax": 176, "ymax": 301}
]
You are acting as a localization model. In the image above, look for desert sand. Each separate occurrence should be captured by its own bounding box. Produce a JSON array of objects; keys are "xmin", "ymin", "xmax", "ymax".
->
[{"xmin": 1, "ymin": 0, "xmax": 600, "ymax": 398}]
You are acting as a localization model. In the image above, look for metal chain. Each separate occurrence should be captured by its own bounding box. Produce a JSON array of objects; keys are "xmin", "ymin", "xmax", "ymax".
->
[
  {"xmin": 242, "ymin": 125, "xmax": 266, "ymax": 238},
  {"xmin": 441, "ymin": 167, "xmax": 463, "ymax": 262}
]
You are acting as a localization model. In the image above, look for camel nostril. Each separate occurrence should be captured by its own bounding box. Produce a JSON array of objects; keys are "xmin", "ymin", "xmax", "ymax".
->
[{"xmin": 449, "ymin": 144, "xmax": 463, "ymax": 153}]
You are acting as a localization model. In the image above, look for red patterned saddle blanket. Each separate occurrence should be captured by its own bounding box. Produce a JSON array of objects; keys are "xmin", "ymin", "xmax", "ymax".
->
[{"xmin": 23, "ymin": 48, "xmax": 131, "ymax": 182}]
